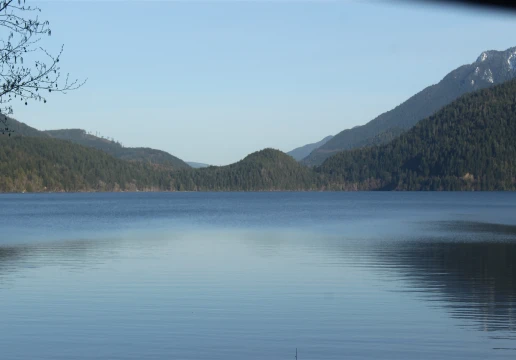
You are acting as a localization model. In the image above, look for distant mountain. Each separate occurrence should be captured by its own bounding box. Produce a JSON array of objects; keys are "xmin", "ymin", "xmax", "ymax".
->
[
  {"xmin": 287, "ymin": 135, "xmax": 333, "ymax": 161},
  {"xmin": 169, "ymin": 149, "xmax": 317, "ymax": 191},
  {"xmin": 187, "ymin": 162, "xmax": 211, "ymax": 168},
  {"xmin": 303, "ymin": 46, "xmax": 516, "ymax": 166},
  {"xmin": 317, "ymin": 79, "xmax": 516, "ymax": 191}
]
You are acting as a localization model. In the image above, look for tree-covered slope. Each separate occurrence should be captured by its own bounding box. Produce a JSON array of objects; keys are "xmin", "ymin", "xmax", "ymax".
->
[
  {"xmin": 0, "ymin": 136, "xmax": 172, "ymax": 193},
  {"xmin": 2, "ymin": 118, "xmax": 190, "ymax": 170},
  {"xmin": 169, "ymin": 148, "xmax": 319, "ymax": 191},
  {"xmin": 44, "ymin": 129, "xmax": 190, "ymax": 170},
  {"xmin": 317, "ymin": 79, "xmax": 516, "ymax": 191},
  {"xmin": 304, "ymin": 46, "xmax": 516, "ymax": 166},
  {"xmin": 1, "ymin": 117, "xmax": 50, "ymax": 138}
]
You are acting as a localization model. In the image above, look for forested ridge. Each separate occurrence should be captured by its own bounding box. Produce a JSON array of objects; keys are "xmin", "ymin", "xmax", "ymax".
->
[
  {"xmin": 0, "ymin": 136, "xmax": 173, "ymax": 192},
  {"xmin": 0, "ymin": 137, "xmax": 316, "ymax": 192},
  {"xmin": 45, "ymin": 129, "xmax": 190, "ymax": 170},
  {"xmin": 1, "ymin": 79, "xmax": 516, "ymax": 192},
  {"xmin": 317, "ymin": 79, "xmax": 516, "ymax": 191},
  {"xmin": 3, "ymin": 118, "xmax": 190, "ymax": 170}
]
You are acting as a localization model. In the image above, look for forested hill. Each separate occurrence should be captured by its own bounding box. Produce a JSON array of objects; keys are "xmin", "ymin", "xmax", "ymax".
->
[
  {"xmin": 3, "ymin": 118, "xmax": 190, "ymax": 170},
  {"xmin": 0, "ymin": 141, "xmax": 318, "ymax": 192},
  {"xmin": 0, "ymin": 136, "xmax": 173, "ymax": 192},
  {"xmin": 317, "ymin": 79, "xmax": 516, "ymax": 191},
  {"xmin": 303, "ymin": 46, "xmax": 516, "ymax": 166},
  {"xmin": 45, "ymin": 129, "xmax": 190, "ymax": 170},
  {"xmin": 168, "ymin": 149, "xmax": 319, "ymax": 191},
  {"xmin": 0, "ymin": 118, "xmax": 317, "ymax": 192}
]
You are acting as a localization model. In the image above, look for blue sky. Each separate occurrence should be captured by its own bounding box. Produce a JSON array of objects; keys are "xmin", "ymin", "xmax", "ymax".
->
[{"xmin": 13, "ymin": 1, "xmax": 516, "ymax": 165}]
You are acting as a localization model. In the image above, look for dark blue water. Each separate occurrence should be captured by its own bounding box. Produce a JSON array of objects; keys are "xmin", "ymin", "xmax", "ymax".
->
[{"xmin": 1, "ymin": 192, "xmax": 516, "ymax": 360}]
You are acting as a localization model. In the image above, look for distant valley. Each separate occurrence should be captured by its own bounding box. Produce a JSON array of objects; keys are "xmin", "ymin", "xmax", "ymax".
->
[
  {"xmin": 287, "ymin": 135, "xmax": 333, "ymax": 161},
  {"xmin": 187, "ymin": 162, "xmax": 211, "ymax": 169}
]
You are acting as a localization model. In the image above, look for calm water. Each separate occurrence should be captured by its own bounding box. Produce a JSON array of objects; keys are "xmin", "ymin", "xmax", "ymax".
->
[{"xmin": 1, "ymin": 192, "xmax": 516, "ymax": 360}]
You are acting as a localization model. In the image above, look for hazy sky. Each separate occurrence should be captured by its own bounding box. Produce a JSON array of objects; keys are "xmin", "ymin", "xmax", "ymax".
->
[{"xmin": 12, "ymin": 1, "xmax": 516, "ymax": 165}]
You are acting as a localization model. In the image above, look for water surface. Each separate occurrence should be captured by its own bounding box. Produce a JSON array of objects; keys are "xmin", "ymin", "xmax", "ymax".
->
[{"xmin": 1, "ymin": 192, "xmax": 516, "ymax": 359}]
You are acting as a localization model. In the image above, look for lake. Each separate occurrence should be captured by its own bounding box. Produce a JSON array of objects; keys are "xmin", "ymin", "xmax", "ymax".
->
[{"xmin": 1, "ymin": 192, "xmax": 516, "ymax": 360}]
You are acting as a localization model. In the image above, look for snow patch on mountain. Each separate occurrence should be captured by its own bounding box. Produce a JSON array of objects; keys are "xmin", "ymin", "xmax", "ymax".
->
[
  {"xmin": 508, "ymin": 50, "xmax": 516, "ymax": 71},
  {"xmin": 478, "ymin": 52, "xmax": 488, "ymax": 62},
  {"xmin": 483, "ymin": 69, "xmax": 494, "ymax": 83}
]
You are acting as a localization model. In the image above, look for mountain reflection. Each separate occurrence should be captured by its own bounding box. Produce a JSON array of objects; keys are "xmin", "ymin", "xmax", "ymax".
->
[
  {"xmin": 0, "ymin": 239, "xmax": 114, "ymax": 280},
  {"xmin": 372, "ymin": 220, "xmax": 516, "ymax": 337},
  {"xmin": 2, "ymin": 219, "xmax": 516, "ymax": 345}
]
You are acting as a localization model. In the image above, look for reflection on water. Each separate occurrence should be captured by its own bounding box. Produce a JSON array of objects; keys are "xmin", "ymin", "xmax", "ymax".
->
[
  {"xmin": 439, "ymin": 220, "xmax": 516, "ymax": 237},
  {"xmin": 1, "ymin": 193, "xmax": 516, "ymax": 360},
  {"xmin": 370, "ymin": 222, "xmax": 516, "ymax": 339}
]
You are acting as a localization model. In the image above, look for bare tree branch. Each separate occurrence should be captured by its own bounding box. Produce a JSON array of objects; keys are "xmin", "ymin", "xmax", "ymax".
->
[{"xmin": 0, "ymin": 0, "xmax": 85, "ymax": 135}]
